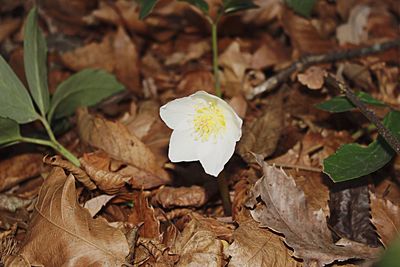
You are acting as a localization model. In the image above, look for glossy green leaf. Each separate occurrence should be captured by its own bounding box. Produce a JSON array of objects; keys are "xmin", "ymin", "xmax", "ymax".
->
[
  {"xmin": 0, "ymin": 117, "xmax": 21, "ymax": 146},
  {"xmin": 223, "ymin": 0, "xmax": 258, "ymax": 14},
  {"xmin": 323, "ymin": 110, "xmax": 400, "ymax": 182},
  {"xmin": 285, "ymin": 0, "xmax": 317, "ymax": 17},
  {"xmin": 179, "ymin": 0, "xmax": 209, "ymax": 14},
  {"xmin": 48, "ymin": 69, "xmax": 125, "ymax": 121},
  {"xmin": 377, "ymin": 236, "xmax": 400, "ymax": 267},
  {"xmin": 0, "ymin": 55, "xmax": 39, "ymax": 123},
  {"xmin": 138, "ymin": 0, "xmax": 158, "ymax": 19},
  {"xmin": 24, "ymin": 8, "xmax": 50, "ymax": 116},
  {"xmin": 315, "ymin": 91, "xmax": 386, "ymax": 113}
]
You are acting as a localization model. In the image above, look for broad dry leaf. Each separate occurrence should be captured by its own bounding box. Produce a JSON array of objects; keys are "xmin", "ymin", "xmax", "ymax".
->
[
  {"xmin": 370, "ymin": 192, "xmax": 400, "ymax": 247},
  {"xmin": 242, "ymin": 0, "xmax": 283, "ymax": 25},
  {"xmin": 0, "ymin": 153, "xmax": 43, "ymax": 192},
  {"xmin": 336, "ymin": 5, "xmax": 370, "ymax": 45},
  {"xmin": 171, "ymin": 218, "xmax": 224, "ymax": 267},
  {"xmin": 246, "ymin": 159, "xmax": 380, "ymax": 266},
  {"xmin": 237, "ymin": 93, "xmax": 283, "ymax": 163},
  {"xmin": 84, "ymin": 194, "xmax": 115, "ymax": 217},
  {"xmin": 297, "ymin": 66, "xmax": 327, "ymax": 90},
  {"xmin": 152, "ymin": 186, "xmax": 209, "ymax": 209},
  {"xmin": 189, "ymin": 213, "xmax": 233, "ymax": 242},
  {"xmin": 0, "ymin": 17, "xmax": 20, "ymax": 43},
  {"xmin": 228, "ymin": 219, "xmax": 301, "ymax": 267},
  {"xmin": 77, "ymin": 108, "xmax": 170, "ymax": 184},
  {"xmin": 10, "ymin": 167, "xmax": 129, "ymax": 266}
]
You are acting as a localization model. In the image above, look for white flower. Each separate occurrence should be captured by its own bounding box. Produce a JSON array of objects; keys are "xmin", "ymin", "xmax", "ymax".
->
[{"xmin": 160, "ymin": 91, "xmax": 242, "ymax": 177}]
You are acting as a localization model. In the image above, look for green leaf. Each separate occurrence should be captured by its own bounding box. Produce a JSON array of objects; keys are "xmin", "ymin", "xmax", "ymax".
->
[
  {"xmin": 315, "ymin": 92, "xmax": 386, "ymax": 113},
  {"xmin": 0, "ymin": 117, "xmax": 21, "ymax": 146},
  {"xmin": 138, "ymin": 0, "xmax": 158, "ymax": 19},
  {"xmin": 285, "ymin": 0, "xmax": 317, "ymax": 17},
  {"xmin": 179, "ymin": 0, "xmax": 209, "ymax": 14},
  {"xmin": 48, "ymin": 69, "xmax": 125, "ymax": 121},
  {"xmin": 377, "ymin": 236, "xmax": 400, "ymax": 267},
  {"xmin": 223, "ymin": 0, "xmax": 258, "ymax": 14},
  {"xmin": 24, "ymin": 8, "xmax": 50, "ymax": 116},
  {"xmin": 323, "ymin": 110, "xmax": 400, "ymax": 182},
  {"xmin": 0, "ymin": 55, "xmax": 39, "ymax": 123}
]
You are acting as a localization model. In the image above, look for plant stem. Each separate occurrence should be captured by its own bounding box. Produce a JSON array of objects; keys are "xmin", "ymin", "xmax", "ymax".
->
[
  {"xmin": 217, "ymin": 173, "xmax": 232, "ymax": 216},
  {"xmin": 211, "ymin": 22, "xmax": 221, "ymax": 98},
  {"xmin": 38, "ymin": 116, "xmax": 81, "ymax": 166}
]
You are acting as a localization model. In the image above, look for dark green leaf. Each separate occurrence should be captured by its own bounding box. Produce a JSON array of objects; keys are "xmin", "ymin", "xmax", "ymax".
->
[
  {"xmin": 223, "ymin": 0, "xmax": 258, "ymax": 14},
  {"xmin": 0, "ymin": 55, "xmax": 39, "ymax": 123},
  {"xmin": 138, "ymin": 0, "xmax": 158, "ymax": 19},
  {"xmin": 0, "ymin": 117, "xmax": 21, "ymax": 146},
  {"xmin": 377, "ymin": 236, "xmax": 400, "ymax": 267},
  {"xmin": 323, "ymin": 110, "xmax": 400, "ymax": 182},
  {"xmin": 48, "ymin": 69, "xmax": 125, "ymax": 121},
  {"xmin": 24, "ymin": 8, "xmax": 50, "ymax": 116},
  {"xmin": 179, "ymin": 0, "xmax": 209, "ymax": 14},
  {"xmin": 285, "ymin": 0, "xmax": 317, "ymax": 17},
  {"xmin": 315, "ymin": 91, "xmax": 386, "ymax": 113}
]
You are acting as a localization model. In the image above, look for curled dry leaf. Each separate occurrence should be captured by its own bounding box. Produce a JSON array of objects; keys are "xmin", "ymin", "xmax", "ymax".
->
[
  {"xmin": 297, "ymin": 66, "xmax": 327, "ymax": 90},
  {"xmin": 237, "ymin": 93, "xmax": 283, "ymax": 163},
  {"xmin": 43, "ymin": 155, "xmax": 96, "ymax": 190},
  {"xmin": 77, "ymin": 108, "xmax": 170, "ymax": 187},
  {"xmin": 0, "ymin": 153, "xmax": 43, "ymax": 192},
  {"xmin": 370, "ymin": 192, "xmax": 400, "ymax": 247},
  {"xmin": 6, "ymin": 167, "xmax": 129, "ymax": 266},
  {"xmin": 84, "ymin": 194, "xmax": 115, "ymax": 217},
  {"xmin": 246, "ymin": 159, "xmax": 380, "ymax": 266},
  {"xmin": 152, "ymin": 186, "xmax": 209, "ymax": 209},
  {"xmin": 228, "ymin": 219, "xmax": 301, "ymax": 267},
  {"xmin": 188, "ymin": 213, "xmax": 234, "ymax": 242}
]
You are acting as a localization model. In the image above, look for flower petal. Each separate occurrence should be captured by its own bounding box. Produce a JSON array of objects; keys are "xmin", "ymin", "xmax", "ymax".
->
[
  {"xmin": 160, "ymin": 96, "xmax": 195, "ymax": 130},
  {"xmin": 168, "ymin": 129, "xmax": 199, "ymax": 162}
]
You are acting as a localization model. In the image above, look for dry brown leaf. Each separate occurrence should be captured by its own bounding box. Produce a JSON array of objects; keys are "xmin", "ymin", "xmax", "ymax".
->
[
  {"xmin": 188, "ymin": 213, "xmax": 233, "ymax": 242},
  {"xmin": 152, "ymin": 186, "xmax": 209, "ymax": 209},
  {"xmin": 297, "ymin": 66, "xmax": 327, "ymax": 90},
  {"xmin": 242, "ymin": 0, "xmax": 283, "ymax": 25},
  {"xmin": 76, "ymin": 108, "xmax": 170, "ymax": 185},
  {"xmin": 60, "ymin": 27, "xmax": 140, "ymax": 93},
  {"xmin": 336, "ymin": 5, "xmax": 371, "ymax": 45},
  {"xmin": 251, "ymin": 35, "xmax": 291, "ymax": 70},
  {"xmin": 370, "ymin": 192, "xmax": 400, "ymax": 247},
  {"xmin": 127, "ymin": 192, "xmax": 160, "ymax": 239},
  {"xmin": 0, "ymin": 17, "xmax": 20, "ymax": 43},
  {"xmin": 84, "ymin": 194, "xmax": 115, "ymax": 217},
  {"xmin": 237, "ymin": 93, "xmax": 283, "ymax": 163},
  {"xmin": 228, "ymin": 95, "xmax": 247, "ymax": 119},
  {"xmin": 228, "ymin": 219, "xmax": 301, "ymax": 267},
  {"xmin": 246, "ymin": 159, "xmax": 380, "ymax": 266},
  {"xmin": 0, "ymin": 153, "xmax": 43, "ymax": 192},
  {"xmin": 8, "ymin": 167, "xmax": 129, "ymax": 266},
  {"xmin": 171, "ymin": 217, "xmax": 225, "ymax": 266},
  {"xmin": 177, "ymin": 70, "xmax": 215, "ymax": 96}
]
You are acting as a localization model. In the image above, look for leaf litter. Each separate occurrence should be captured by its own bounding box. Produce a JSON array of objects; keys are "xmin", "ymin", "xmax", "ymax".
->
[{"xmin": 0, "ymin": 0, "xmax": 399, "ymax": 266}]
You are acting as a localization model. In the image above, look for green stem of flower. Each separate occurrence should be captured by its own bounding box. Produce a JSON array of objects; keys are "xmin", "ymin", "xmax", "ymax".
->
[
  {"xmin": 217, "ymin": 173, "xmax": 232, "ymax": 216},
  {"xmin": 211, "ymin": 22, "xmax": 221, "ymax": 98},
  {"xmin": 37, "ymin": 116, "xmax": 81, "ymax": 167}
]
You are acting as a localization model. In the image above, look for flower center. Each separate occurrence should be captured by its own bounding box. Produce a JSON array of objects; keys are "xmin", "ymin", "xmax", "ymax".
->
[{"xmin": 193, "ymin": 101, "xmax": 226, "ymax": 142}]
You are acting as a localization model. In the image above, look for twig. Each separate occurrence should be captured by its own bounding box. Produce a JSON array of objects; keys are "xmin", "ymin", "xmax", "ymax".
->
[
  {"xmin": 246, "ymin": 38, "xmax": 400, "ymax": 100},
  {"xmin": 325, "ymin": 75, "xmax": 400, "ymax": 155}
]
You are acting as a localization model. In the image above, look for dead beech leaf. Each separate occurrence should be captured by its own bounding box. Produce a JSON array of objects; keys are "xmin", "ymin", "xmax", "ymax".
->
[
  {"xmin": 77, "ymin": 108, "xmax": 170, "ymax": 184},
  {"xmin": 336, "ymin": 5, "xmax": 370, "ymax": 45},
  {"xmin": 0, "ymin": 17, "xmax": 20, "ymax": 43},
  {"xmin": 237, "ymin": 93, "xmax": 283, "ymax": 163},
  {"xmin": 152, "ymin": 186, "xmax": 209, "ymax": 209},
  {"xmin": 228, "ymin": 95, "xmax": 247, "ymax": 119},
  {"xmin": 228, "ymin": 219, "xmax": 301, "ymax": 267},
  {"xmin": 370, "ymin": 192, "xmax": 400, "ymax": 247},
  {"xmin": 12, "ymin": 167, "xmax": 129, "ymax": 266},
  {"xmin": 171, "ymin": 218, "xmax": 224, "ymax": 266},
  {"xmin": 60, "ymin": 27, "xmax": 140, "ymax": 93},
  {"xmin": 0, "ymin": 153, "xmax": 43, "ymax": 192},
  {"xmin": 84, "ymin": 194, "xmax": 115, "ymax": 217},
  {"xmin": 127, "ymin": 192, "xmax": 160, "ymax": 239},
  {"xmin": 298, "ymin": 66, "xmax": 327, "ymax": 90},
  {"xmin": 188, "ymin": 213, "xmax": 233, "ymax": 242},
  {"xmin": 246, "ymin": 160, "xmax": 380, "ymax": 266}
]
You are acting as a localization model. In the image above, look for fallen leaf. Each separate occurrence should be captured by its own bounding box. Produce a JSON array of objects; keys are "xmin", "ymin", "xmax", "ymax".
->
[
  {"xmin": 298, "ymin": 66, "xmax": 327, "ymax": 90},
  {"xmin": 0, "ymin": 194, "xmax": 32, "ymax": 213},
  {"xmin": 228, "ymin": 219, "xmax": 301, "ymax": 267},
  {"xmin": 84, "ymin": 194, "xmax": 115, "ymax": 217},
  {"xmin": 10, "ymin": 167, "xmax": 129, "ymax": 266},
  {"xmin": 246, "ymin": 159, "xmax": 380, "ymax": 266},
  {"xmin": 228, "ymin": 95, "xmax": 247, "ymax": 119},
  {"xmin": 370, "ymin": 192, "xmax": 400, "ymax": 247},
  {"xmin": 187, "ymin": 213, "xmax": 233, "ymax": 242},
  {"xmin": 242, "ymin": 0, "xmax": 283, "ymax": 25},
  {"xmin": 177, "ymin": 70, "xmax": 215, "ymax": 96},
  {"xmin": 0, "ymin": 17, "xmax": 20, "ymax": 43},
  {"xmin": 152, "ymin": 186, "xmax": 209, "ymax": 209},
  {"xmin": 336, "ymin": 5, "xmax": 371, "ymax": 45}
]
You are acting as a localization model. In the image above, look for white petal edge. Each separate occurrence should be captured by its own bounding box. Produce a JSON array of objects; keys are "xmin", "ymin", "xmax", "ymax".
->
[
  {"xmin": 168, "ymin": 129, "xmax": 200, "ymax": 162},
  {"xmin": 159, "ymin": 96, "xmax": 195, "ymax": 130}
]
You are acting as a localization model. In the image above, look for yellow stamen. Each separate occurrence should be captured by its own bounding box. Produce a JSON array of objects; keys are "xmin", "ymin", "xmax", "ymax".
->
[{"xmin": 193, "ymin": 101, "xmax": 226, "ymax": 142}]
